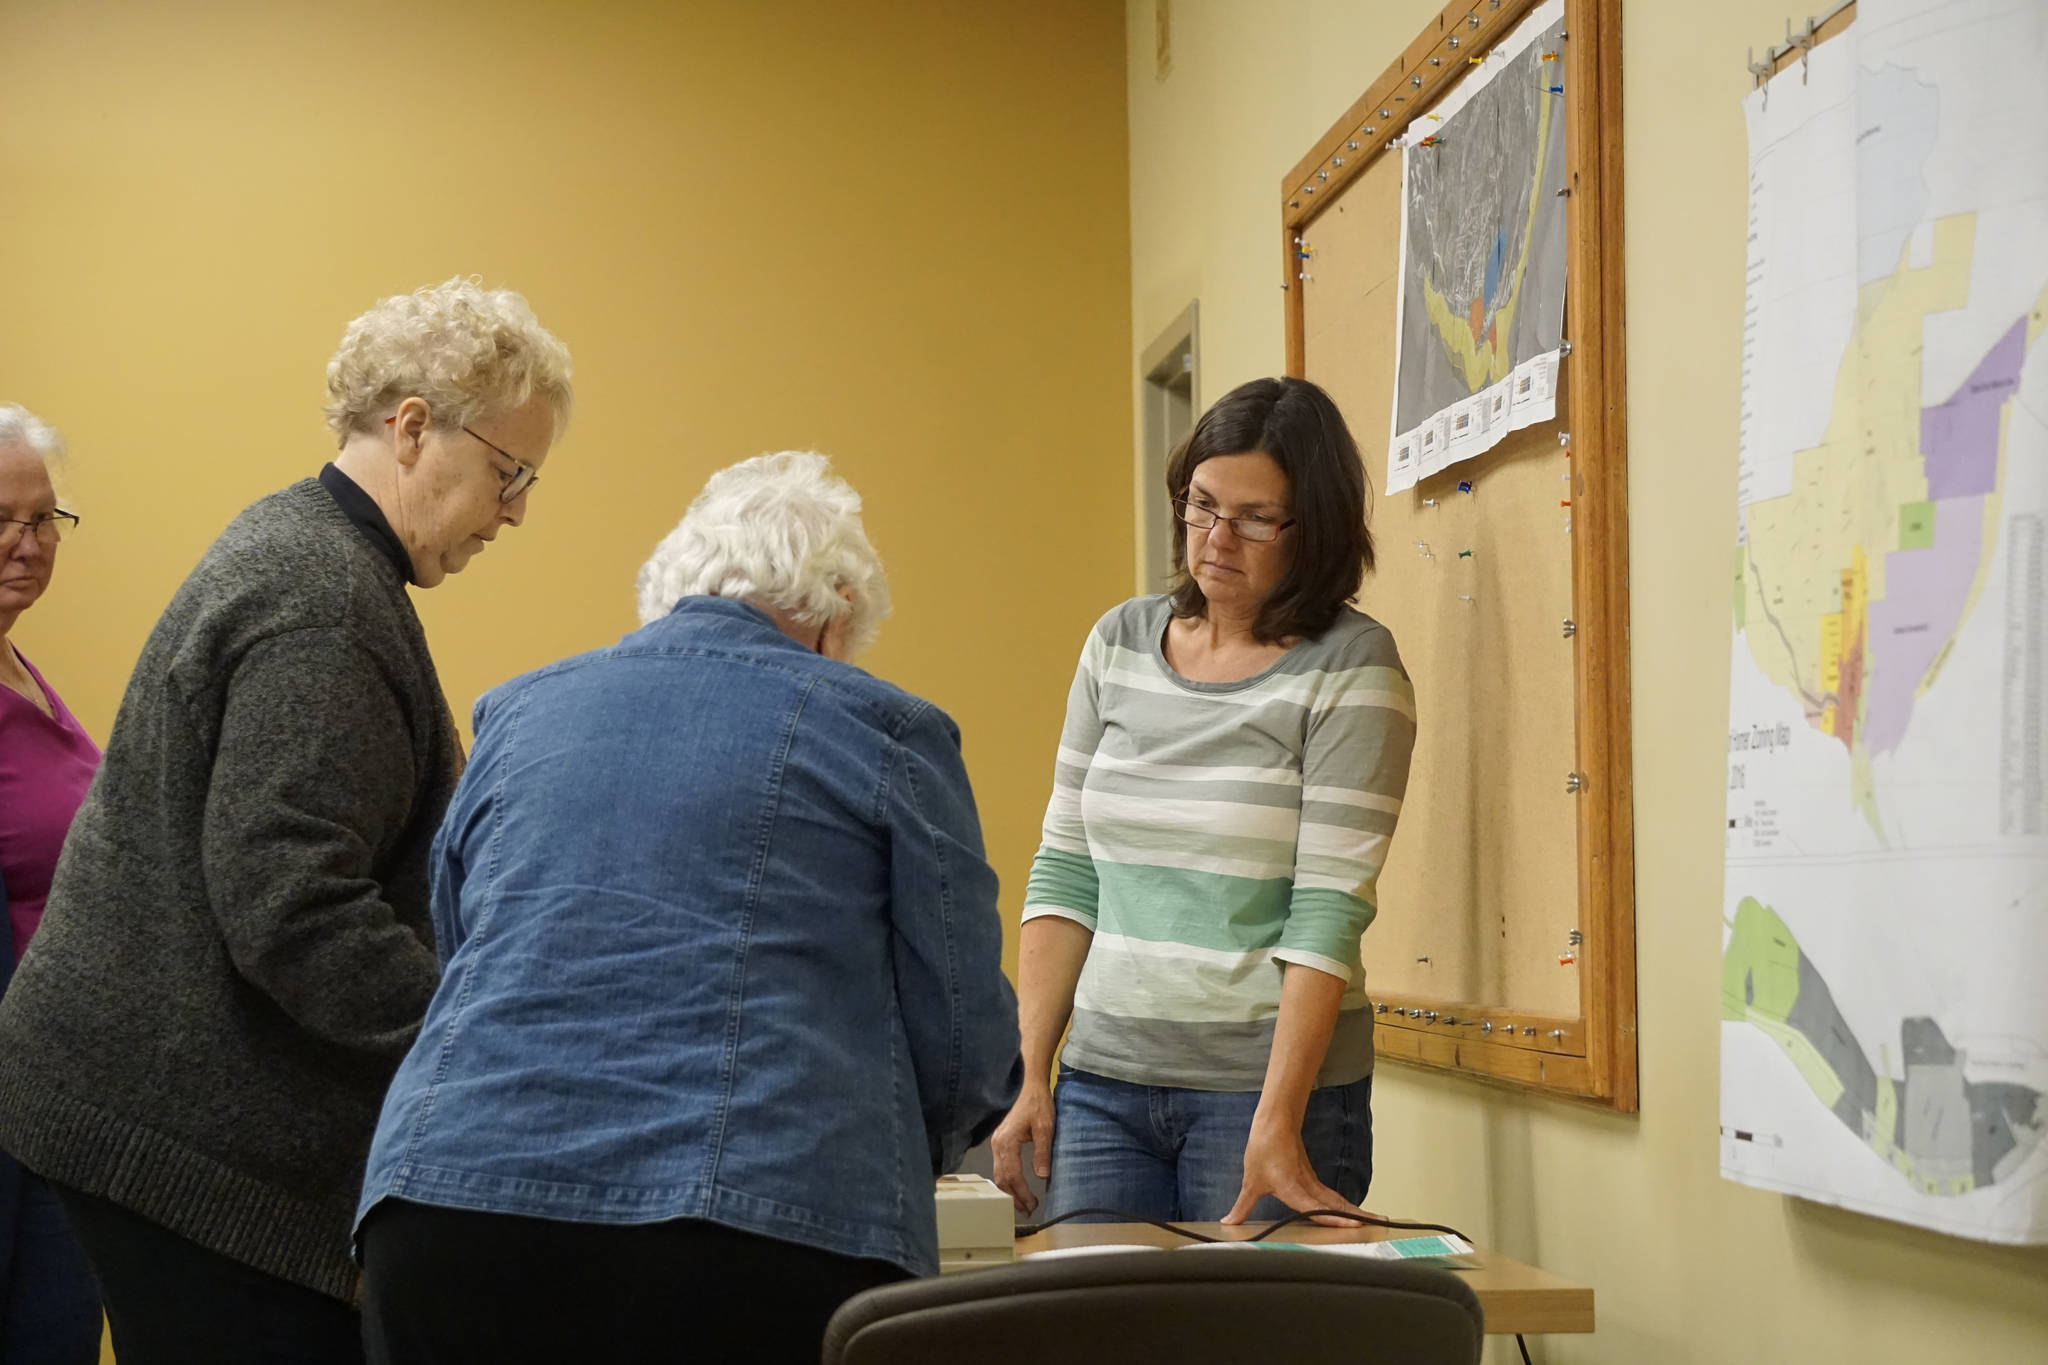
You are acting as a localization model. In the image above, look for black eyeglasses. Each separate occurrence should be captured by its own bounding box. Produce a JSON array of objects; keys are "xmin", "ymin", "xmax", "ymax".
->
[
  {"xmin": 462, "ymin": 426, "xmax": 541, "ymax": 504},
  {"xmin": 0, "ymin": 510, "xmax": 79, "ymax": 549},
  {"xmin": 1173, "ymin": 498, "xmax": 1295, "ymax": 543}
]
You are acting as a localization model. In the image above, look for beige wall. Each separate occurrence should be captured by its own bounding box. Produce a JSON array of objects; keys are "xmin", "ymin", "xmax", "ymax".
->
[
  {"xmin": 0, "ymin": 0, "xmax": 1132, "ymax": 990},
  {"xmin": 1126, "ymin": 1, "xmax": 2048, "ymax": 1361}
]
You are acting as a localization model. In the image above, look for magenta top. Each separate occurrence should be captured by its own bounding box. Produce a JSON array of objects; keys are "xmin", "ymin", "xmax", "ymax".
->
[{"xmin": 0, "ymin": 648, "xmax": 102, "ymax": 961}]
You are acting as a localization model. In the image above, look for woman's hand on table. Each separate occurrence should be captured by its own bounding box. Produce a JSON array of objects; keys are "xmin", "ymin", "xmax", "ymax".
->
[{"xmin": 1222, "ymin": 1117, "xmax": 1371, "ymax": 1228}]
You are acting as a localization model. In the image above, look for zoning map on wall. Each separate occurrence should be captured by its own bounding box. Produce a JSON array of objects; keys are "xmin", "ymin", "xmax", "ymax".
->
[
  {"xmin": 1722, "ymin": 0, "xmax": 2048, "ymax": 1245},
  {"xmin": 1386, "ymin": 0, "xmax": 1569, "ymax": 495}
]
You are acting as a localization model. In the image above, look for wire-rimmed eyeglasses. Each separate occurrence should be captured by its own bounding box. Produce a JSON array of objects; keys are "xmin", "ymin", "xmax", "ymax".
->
[
  {"xmin": 461, "ymin": 427, "xmax": 541, "ymax": 504},
  {"xmin": 1173, "ymin": 498, "xmax": 1295, "ymax": 543},
  {"xmin": 0, "ymin": 510, "xmax": 79, "ymax": 550},
  {"xmin": 382, "ymin": 413, "xmax": 541, "ymax": 504}
]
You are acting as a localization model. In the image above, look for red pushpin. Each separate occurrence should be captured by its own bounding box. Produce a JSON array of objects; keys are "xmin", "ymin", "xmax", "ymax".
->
[{"xmin": 1421, "ymin": 135, "xmax": 1446, "ymax": 148}]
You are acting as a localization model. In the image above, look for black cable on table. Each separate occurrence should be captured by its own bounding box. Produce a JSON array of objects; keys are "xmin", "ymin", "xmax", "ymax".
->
[
  {"xmin": 1011, "ymin": 1208, "xmax": 1222, "ymax": 1242},
  {"xmin": 1243, "ymin": 1208, "xmax": 1473, "ymax": 1243},
  {"xmin": 1014, "ymin": 1206, "xmax": 1471, "ymax": 1245}
]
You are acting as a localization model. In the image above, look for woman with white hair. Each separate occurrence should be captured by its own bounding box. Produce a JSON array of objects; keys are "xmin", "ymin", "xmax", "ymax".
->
[
  {"xmin": 0, "ymin": 279, "xmax": 571, "ymax": 1364},
  {"xmin": 355, "ymin": 452, "xmax": 1021, "ymax": 1365},
  {"xmin": 0, "ymin": 405, "xmax": 101, "ymax": 1362}
]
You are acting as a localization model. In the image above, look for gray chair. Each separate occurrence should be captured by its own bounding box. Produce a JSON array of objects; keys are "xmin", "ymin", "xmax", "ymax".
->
[{"xmin": 820, "ymin": 1249, "xmax": 1485, "ymax": 1364}]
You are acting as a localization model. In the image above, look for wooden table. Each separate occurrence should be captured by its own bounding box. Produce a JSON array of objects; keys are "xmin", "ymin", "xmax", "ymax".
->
[{"xmin": 1012, "ymin": 1222, "xmax": 1594, "ymax": 1337}]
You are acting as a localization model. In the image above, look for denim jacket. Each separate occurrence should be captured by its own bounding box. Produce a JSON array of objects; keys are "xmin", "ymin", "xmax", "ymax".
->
[{"xmin": 356, "ymin": 598, "xmax": 1022, "ymax": 1276}]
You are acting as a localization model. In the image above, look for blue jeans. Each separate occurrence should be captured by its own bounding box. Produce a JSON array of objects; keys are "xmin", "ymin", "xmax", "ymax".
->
[
  {"xmin": 1040, "ymin": 1066, "xmax": 1373, "ymax": 1224},
  {"xmin": 0, "ymin": 1154, "xmax": 102, "ymax": 1365}
]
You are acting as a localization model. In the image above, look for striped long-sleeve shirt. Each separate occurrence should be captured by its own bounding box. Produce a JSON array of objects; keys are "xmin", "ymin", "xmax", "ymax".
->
[{"xmin": 1022, "ymin": 595, "xmax": 1416, "ymax": 1091}]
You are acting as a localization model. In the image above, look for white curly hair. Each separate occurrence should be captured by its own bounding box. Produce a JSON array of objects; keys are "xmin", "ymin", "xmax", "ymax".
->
[
  {"xmin": 0, "ymin": 404, "xmax": 65, "ymax": 462},
  {"xmin": 323, "ymin": 276, "xmax": 573, "ymax": 442},
  {"xmin": 0, "ymin": 403, "xmax": 70, "ymax": 503},
  {"xmin": 635, "ymin": 451, "xmax": 891, "ymax": 656}
]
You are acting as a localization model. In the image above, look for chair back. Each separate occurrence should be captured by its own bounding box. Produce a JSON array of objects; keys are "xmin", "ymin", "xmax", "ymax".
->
[{"xmin": 821, "ymin": 1248, "xmax": 1485, "ymax": 1365}]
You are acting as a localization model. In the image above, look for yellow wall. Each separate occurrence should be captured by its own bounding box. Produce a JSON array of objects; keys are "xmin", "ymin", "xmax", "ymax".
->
[
  {"xmin": 0, "ymin": 0, "xmax": 1132, "ymax": 987},
  {"xmin": 1126, "ymin": 1, "xmax": 2048, "ymax": 1362}
]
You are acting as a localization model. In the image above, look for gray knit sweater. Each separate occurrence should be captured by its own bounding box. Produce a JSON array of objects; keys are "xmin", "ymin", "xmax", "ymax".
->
[{"xmin": 0, "ymin": 478, "xmax": 460, "ymax": 1301}]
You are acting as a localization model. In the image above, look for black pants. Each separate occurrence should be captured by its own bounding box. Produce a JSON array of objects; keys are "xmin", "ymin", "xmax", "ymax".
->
[
  {"xmin": 359, "ymin": 1199, "xmax": 909, "ymax": 1365},
  {"xmin": 51, "ymin": 1184, "xmax": 361, "ymax": 1365}
]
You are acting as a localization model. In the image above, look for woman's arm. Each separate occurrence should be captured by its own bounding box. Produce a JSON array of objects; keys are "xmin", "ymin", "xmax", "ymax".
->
[
  {"xmin": 200, "ymin": 627, "xmax": 440, "ymax": 1056},
  {"xmin": 1223, "ymin": 962, "xmax": 1361, "ymax": 1225},
  {"xmin": 887, "ymin": 703, "xmax": 1022, "ymax": 1181},
  {"xmin": 1227, "ymin": 633, "xmax": 1417, "ymax": 1224},
  {"xmin": 990, "ymin": 915, "xmax": 1092, "ymax": 1212},
  {"xmin": 991, "ymin": 622, "xmax": 1110, "ymax": 1212}
]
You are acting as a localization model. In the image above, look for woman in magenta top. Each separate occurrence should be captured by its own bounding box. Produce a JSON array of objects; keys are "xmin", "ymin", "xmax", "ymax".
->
[{"xmin": 0, "ymin": 404, "xmax": 102, "ymax": 1362}]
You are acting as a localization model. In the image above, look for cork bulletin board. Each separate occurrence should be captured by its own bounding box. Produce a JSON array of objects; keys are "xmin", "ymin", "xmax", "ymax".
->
[{"xmin": 1283, "ymin": 0, "xmax": 1637, "ymax": 1107}]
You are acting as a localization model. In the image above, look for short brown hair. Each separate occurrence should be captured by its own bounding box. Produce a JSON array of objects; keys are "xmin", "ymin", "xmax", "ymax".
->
[{"xmin": 1166, "ymin": 376, "xmax": 1372, "ymax": 643}]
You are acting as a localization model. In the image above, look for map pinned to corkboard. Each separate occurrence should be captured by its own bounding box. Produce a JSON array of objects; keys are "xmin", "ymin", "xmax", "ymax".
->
[{"xmin": 1389, "ymin": 0, "xmax": 1570, "ymax": 494}]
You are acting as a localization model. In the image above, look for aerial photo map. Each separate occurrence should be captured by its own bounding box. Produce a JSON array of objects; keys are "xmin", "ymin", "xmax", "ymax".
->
[{"xmin": 1387, "ymin": 0, "xmax": 1568, "ymax": 494}]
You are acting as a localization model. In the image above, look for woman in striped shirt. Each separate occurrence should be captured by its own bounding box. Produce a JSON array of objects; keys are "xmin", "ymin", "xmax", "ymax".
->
[{"xmin": 991, "ymin": 376, "xmax": 1415, "ymax": 1227}]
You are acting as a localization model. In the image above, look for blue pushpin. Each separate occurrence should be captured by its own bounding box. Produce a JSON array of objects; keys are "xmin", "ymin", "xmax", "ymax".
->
[
  {"xmin": 1457, "ymin": 480, "xmax": 1474, "ymax": 494},
  {"xmin": 1548, "ymin": 84, "xmax": 1564, "ymax": 95}
]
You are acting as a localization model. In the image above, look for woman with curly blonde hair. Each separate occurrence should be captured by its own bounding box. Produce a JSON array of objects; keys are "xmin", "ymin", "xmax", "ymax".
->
[{"xmin": 0, "ymin": 278, "xmax": 572, "ymax": 1364}]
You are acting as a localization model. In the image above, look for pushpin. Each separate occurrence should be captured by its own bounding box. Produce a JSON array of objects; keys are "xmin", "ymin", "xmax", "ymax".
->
[
  {"xmin": 1560, "ymin": 499, "xmax": 1571, "ymax": 508},
  {"xmin": 1558, "ymin": 951, "xmax": 1576, "ymax": 966},
  {"xmin": 1420, "ymin": 135, "xmax": 1446, "ymax": 148},
  {"xmin": 1457, "ymin": 549, "xmax": 1473, "ymax": 559},
  {"xmin": 1541, "ymin": 50, "xmax": 1559, "ymax": 60},
  {"xmin": 1457, "ymin": 480, "xmax": 1474, "ymax": 494},
  {"xmin": 1458, "ymin": 594, "xmax": 1476, "ymax": 604},
  {"xmin": 1426, "ymin": 113, "xmax": 1443, "ymax": 121},
  {"xmin": 1421, "ymin": 497, "xmax": 1438, "ymax": 508},
  {"xmin": 1468, "ymin": 54, "xmax": 1484, "ymax": 63},
  {"xmin": 1548, "ymin": 84, "xmax": 1565, "ymax": 95}
]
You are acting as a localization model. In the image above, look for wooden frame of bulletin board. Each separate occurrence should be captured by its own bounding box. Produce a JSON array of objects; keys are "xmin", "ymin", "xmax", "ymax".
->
[{"xmin": 1282, "ymin": 0, "xmax": 1636, "ymax": 1108}]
